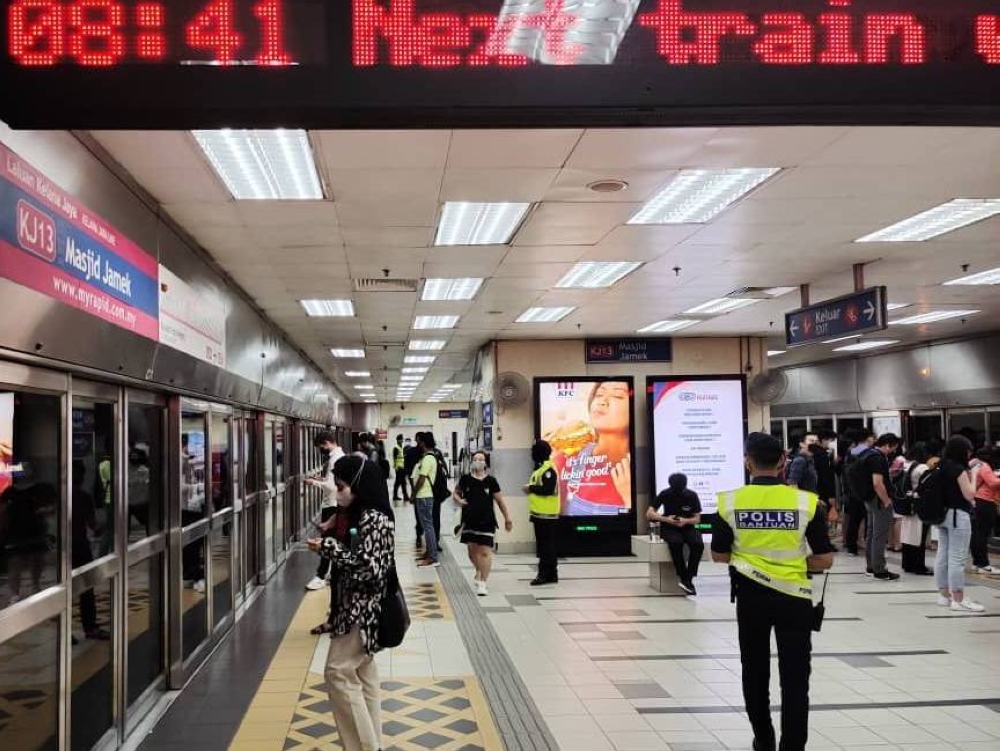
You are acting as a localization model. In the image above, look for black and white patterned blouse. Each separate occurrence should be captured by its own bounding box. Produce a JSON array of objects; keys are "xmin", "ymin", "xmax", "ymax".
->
[{"xmin": 319, "ymin": 508, "xmax": 395, "ymax": 654}]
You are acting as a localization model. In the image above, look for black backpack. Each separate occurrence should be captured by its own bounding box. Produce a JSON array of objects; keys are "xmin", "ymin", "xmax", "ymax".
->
[
  {"xmin": 431, "ymin": 451, "xmax": 451, "ymax": 503},
  {"xmin": 845, "ymin": 448, "xmax": 877, "ymax": 501},
  {"xmin": 892, "ymin": 463, "xmax": 919, "ymax": 516},
  {"xmin": 913, "ymin": 466, "xmax": 947, "ymax": 525}
]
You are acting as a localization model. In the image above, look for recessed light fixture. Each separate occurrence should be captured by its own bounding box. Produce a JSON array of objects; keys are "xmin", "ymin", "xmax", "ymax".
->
[
  {"xmin": 414, "ymin": 315, "xmax": 459, "ymax": 330},
  {"xmin": 402, "ymin": 367, "xmax": 429, "ymax": 374},
  {"xmin": 422, "ymin": 278, "xmax": 484, "ymax": 301},
  {"xmin": 856, "ymin": 199, "xmax": 1000, "ymax": 242},
  {"xmin": 193, "ymin": 129, "xmax": 324, "ymax": 200},
  {"xmin": 767, "ymin": 350, "xmax": 786, "ymax": 356},
  {"xmin": 833, "ymin": 340, "xmax": 900, "ymax": 352},
  {"xmin": 409, "ymin": 340, "xmax": 447, "ymax": 351},
  {"xmin": 435, "ymin": 202, "xmax": 532, "ymax": 246},
  {"xmin": 330, "ymin": 348, "xmax": 366, "ymax": 358},
  {"xmin": 890, "ymin": 309, "xmax": 980, "ymax": 325},
  {"xmin": 886, "ymin": 303, "xmax": 912, "ymax": 311},
  {"xmin": 556, "ymin": 261, "xmax": 643, "ymax": 289},
  {"xmin": 684, "ymin": 297, "xmax": 761, "ymax": 316},
  {"xmin": 345, "ymin": 371, "xmax": 371, "ymax": 378},
  {"xmin": 636, "ymin": 319, "xmax": 699, "ymax": 333},
  {"xmin": 628, "ymin": 168, "xmax": 780, "ymax": 225},
  {"xmin": 404, "ymin": 355, "xmax": 436, "ymax": 364},
  {"xmin": 943, "ymin": 265, "xmax": 1000, "ymax": 286},
  {"xmin": 587, "ymin": 179, "xmax": 629, "ymax": 193},
  {"xmin": 515, "ymin": 306, "xmax": 575, "ymax": 323},
  {"xmin": 301, "ymin": 299, "xmax": 355, "ymax": 317}
]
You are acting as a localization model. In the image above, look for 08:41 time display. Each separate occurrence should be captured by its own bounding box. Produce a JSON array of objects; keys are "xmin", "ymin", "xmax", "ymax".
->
[{"xmin": 9, "ymin": 0, "xmax": 296, "ymax": 65}]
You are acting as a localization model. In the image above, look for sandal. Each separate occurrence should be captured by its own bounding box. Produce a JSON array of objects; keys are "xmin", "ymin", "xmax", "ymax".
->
[{"xmin": 310, "ymin": 622, "xmax": 333, "ymax": 635}]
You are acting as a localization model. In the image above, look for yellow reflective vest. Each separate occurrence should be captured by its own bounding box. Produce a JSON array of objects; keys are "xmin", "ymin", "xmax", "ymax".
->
[
  {"xmin": 716, "ymin": 483, "xmax": 818, "ymax": 600},
  {"xmin": 528, "ymin": 460, "xmax": 559, "ymax": 518}
]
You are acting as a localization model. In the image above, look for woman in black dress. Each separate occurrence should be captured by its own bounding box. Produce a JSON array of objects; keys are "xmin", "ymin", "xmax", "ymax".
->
[{"xmin": 454, "ymin": 451, "xmax": 512, "ymax": 596}]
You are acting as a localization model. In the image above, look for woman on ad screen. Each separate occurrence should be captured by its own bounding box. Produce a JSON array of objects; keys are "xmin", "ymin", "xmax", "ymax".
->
[{"xmin": 548, "ymin": 381, "xmax": 632, "ymax": 516}]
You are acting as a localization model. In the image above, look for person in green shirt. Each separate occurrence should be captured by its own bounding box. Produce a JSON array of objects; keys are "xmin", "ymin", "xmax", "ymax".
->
[{"xmin": 412, "ymin": 433, "xmax": 439, "ymax": 567}]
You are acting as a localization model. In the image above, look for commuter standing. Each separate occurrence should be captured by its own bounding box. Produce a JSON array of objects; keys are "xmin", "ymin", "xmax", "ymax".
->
[
  {"xmin": 842, "ymin": 429, "xmax": 875, "ymax": 556},
  {"xmin": 391, "ymin": 435, "xmax": 409, "ymax": 502},
  {"xmin": 424, "ymin": 433, "xmax": 448, "ymax": 549},
  {"xmin": 525, "ymin": 440, "xmax": 559, "ymax": 586},
  {"xmin": 647, "ymin": 473, "xmax": 704, "ymax": 595},
  {"xmin": 857, "ymin": 434, "xmax": 901, "ymax": 581},
  {"xmin": 812, "ymin": 431, "xmax": 837, "ymax": 509},
  {"xmin": 785, "ymin": 433, "xmax": 818, "ymax": 493},
  {"xmin": 934, "ymin": 436, "xmax": 983, "ymax": 612},
  {"xmin": 712, "ymin": 433, "xmax": 834, "ymax": 751},
  {"xmin": 412, "ymin": 433, "xmax": 440, "ymax": 568},
  {"xmin": 307, "ymin": 455, "xmax": 395, "ymax": 751},
  {"xmin": 899, "ymin": 444, "xmax": 932, "ymax": 575},
  {"xmin": 304, "ymin": 431, "xmax": 345, "ymax": 591},
  {"xmin": 970, "ymin": 447, "xmax": 1000, "ymax": 574}
]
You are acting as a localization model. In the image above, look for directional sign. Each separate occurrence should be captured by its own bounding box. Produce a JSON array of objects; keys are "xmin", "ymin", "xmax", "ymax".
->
[{"xmin": 785, "ymin": 287, "xmax": 888, "ymax": 347}]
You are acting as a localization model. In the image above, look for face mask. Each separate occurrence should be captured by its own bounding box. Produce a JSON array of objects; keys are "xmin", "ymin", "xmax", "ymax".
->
[{"xmin": 472, "ymin": 460, "xmax": 487, "ymax": 473}]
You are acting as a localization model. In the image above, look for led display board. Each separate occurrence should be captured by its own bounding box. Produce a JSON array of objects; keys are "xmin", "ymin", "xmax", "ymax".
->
[{"xmin": 2, "ymin": 0, "xmax": 999, "ymax": 127}]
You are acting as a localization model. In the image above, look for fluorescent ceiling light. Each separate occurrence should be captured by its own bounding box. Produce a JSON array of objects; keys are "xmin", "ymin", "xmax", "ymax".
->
[
  {"xmin": 441, "ymin": 384, "xmax": 462, "ymax": 390},
  {"xmin": 345, "ymin": 371, "xmax": 371, "ymax": 378},
  {"xmin": 628, "ymin": 168, "xmax": 780, "ymax": 225},
  {"xmin": 891, "ymin": 309, "xmax": 980, "ymax": 325},
  {"xmin": 301, "ymin": 299, "xmax": 354, "ymax": 317},
  {"xmin": 363, "ymin": 399, "xmax": 377, "ymax": 404},
  {"xmin": 822, "ymin": 335, "xmax": 859, "ymax": 344},
  {"xmin": 637, "ymin": 319, "xmax": 699, "ymax": 334},
  {"xmin": 331, "ymin": 348, "xmax": 365, "ymax": 358},
  {"xmin": 402, "ymin": 367, "xmax": 429, "ymax": 374},
  {"xmin": 435, "ymin": 202, "xmax": 531, "ymax": 246},
  {"xmin": 422, "ymin": 278, "xmax": 484, "ymax": 301},
  {"xmin": 886, "ymin": 303, "xmax": 911, "ymax": 311},
  {"xmin": 193, "ymin": 129, "xmax": 323, "ymax": 200},
  {"xmin": 763, "ymin": 287, "xmax": 796, "ymax": 297},
  {"xmin": 556, "ymin": 261, "xmax": 642, "ymax": 289},
  {"xmin": 944, "ymin": 266, "xmax": 1000, "ymax": 286},
  {"xmin": 515, "ymin": 306, "xmax": 575, "ymax": 323},
  {"xmin": 833, "ymin": 340, "xmax": 900, "ymax": 352},
  {"xmin": 409, "ymin": 340, "xmax": 447, "ymax": 351},
  {"xmin": 400, "ymin": 377, "xmax": 423, "ymax": 383},
  {"xmin": 405, "ymin": 355, "xmax": 436, "ymax": 364},
  {"xmin": 767, "ymin": 350, "xmax": 786, "ymax": 356},
  {"xmin": 856, "ymin": 199, "xmax": 1000, "ymax": 242},
  {"xmin": 414, "ymin": 315, "xmax": 459, "ymax": 330},
  {"xmin": 684, "ymin": 297, "xmax": 761, "ymax": 316}
]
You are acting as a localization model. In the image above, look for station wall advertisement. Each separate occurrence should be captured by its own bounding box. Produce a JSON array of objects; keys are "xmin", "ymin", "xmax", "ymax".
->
[
  {"xmin": 535, "ymin": 378, "xmax": 636, "ymax": 518},
  {"xmin": 648, "ymin": 375, "xmax": 748, "ymax": 515}
]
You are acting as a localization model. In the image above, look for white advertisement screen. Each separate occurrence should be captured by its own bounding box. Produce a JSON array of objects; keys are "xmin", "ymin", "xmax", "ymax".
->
[{"xmin": 650, "ymin": 378, "xmax": 746, "ymax": 515}]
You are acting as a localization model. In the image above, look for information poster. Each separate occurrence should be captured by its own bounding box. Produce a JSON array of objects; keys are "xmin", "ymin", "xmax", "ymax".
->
[
  {"xmin": 159, "ymin": 264, "xmax": 227, "ymax": 368},
  {"xmin": 649, "ymin": 376, "xmax": 747, "ymax": 515},
  {"xmin": 535, "ymin": 378, "xmax": 635, "ymax": 517}
]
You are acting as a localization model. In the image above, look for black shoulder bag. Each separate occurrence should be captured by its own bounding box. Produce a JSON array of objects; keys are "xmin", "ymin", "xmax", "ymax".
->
[
  {"xmin": 378, "ymin": 565, "xmax": 410, "ymax": 649},
  {"xmin": 811, "ymin": 572, "xmax": 830, "ymax": 632}
]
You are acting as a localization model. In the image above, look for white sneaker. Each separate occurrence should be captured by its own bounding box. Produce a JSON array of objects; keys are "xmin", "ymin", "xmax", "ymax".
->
[
  {"xmin": 193, "ymin": 579, "xmax": 206, "ymax": 594},
  {"xmin": 476, "ymin": 580, "xmax": 488, "ymax": 596},
  {"xmin": 974, "ymin": 565, "xmax": 1000, "ymax": 575},
  {"xmin": 305, "ymin": 576, "xmax": 326, "ymax": 591},
  {"xmin": 936, "ymin": 595, "xmax": 951, "ymax": 607},
  {"xmin": 951, "ymin": 599, "xmax": 985, "ymax": 613}
]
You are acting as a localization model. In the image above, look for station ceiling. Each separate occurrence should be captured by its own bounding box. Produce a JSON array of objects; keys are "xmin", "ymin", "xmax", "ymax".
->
[{"xmin": 90, "ymin": 126, "xmax": 1000, "ymax": 402}]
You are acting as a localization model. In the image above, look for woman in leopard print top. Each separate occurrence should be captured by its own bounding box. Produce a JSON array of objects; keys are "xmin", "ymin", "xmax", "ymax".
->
[{"xmin": 308, "ymin": 455, "xmax": 395, "ymax": 751}]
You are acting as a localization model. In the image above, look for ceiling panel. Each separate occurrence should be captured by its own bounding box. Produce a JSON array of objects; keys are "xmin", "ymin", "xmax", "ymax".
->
[
  {"xmin": 440, "ymin": 168, "xmax": 560, "ymax": 202},
  {"xmin": 567, "ymin": 128, "xmax": 718, "ymax": 169},
  {"xmin": 447, "ymin": 130, "xmax": 582, "ymax": 168},
  {"xmin": 545, "ymin": 168, "xmax": 672, "ymax": 203},
  {"xmin": 315, "ymin": 130, "xmax": 450, "ymax": 170}
]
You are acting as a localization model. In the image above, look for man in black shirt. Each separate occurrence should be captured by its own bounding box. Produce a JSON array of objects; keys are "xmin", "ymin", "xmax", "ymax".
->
[
  {"xmin": 647, "ymin": 473, "xmax": 704, "ymax": 595},
  {"xmin": 862, "ymin": 434, "xmax": 901, "ymax": 581}
]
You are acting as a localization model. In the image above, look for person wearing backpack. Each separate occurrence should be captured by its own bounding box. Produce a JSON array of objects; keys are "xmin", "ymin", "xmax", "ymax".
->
[
  {"xmin": 899, "ymin": 444, "xmax": 932, "ymax": 575},
  {"xmin": 849, "ymin": 433, "xmax": 901, "ymax": 581},
  {"xmin": 933, "ymin": 435, "xmax": 983, "ymax": 612},
  {"xmin": 412, "ymin": 432, "xmax": 441, "ymax": 568},
  {"xmin": 425, "ymin": 433, "xmax": 450, "ymax": 550},
  {"xmin": 842, "ymin": 429, "xmax": 875, "ymax": 556},
  {"xmin": 970, "ymin": 447, "xmax": 1000, "ymax": 574}
]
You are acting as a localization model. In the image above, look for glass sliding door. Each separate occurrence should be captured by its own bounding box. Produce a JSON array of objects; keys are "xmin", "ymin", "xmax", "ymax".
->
[
  {"xmin": 177, "ymin": 403, "xmax": 209, "ymax": 665},
  {"xmin": 208, "ymin": 408, "xmax": 233, "ymax": 631}
]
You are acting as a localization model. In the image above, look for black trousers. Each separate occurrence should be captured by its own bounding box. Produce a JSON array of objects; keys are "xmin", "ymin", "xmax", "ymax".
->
[
  {"xmin": 662, "ymin": 526, "xmax": 704, "ymax": 582},
  {"xmin": 844, "ymin": 497, "xmax": 865, "ymax": 553},
  {"xmin": 736, "ymin": 581, "xmax": 814, "ymax": 751},
  {"xmin": 393, "ymin": 471, "xmax": 409, "ymax": 501},
  {"xmin": 433, "ymin": 497, "xmax": 442, "ymax": 545},
  {"xmin": 316, "ymin": 506, "xmax": 337, "ymax": 578},
  {"xmin": 532, "ymin": 517, "xmax": 559, "ymax": 582},
  {"xmin": 971, "ymin": 501, "xmax": 998, "ymax": 568},
  {"xmin": 72, "ymin": 541, "xmax": 98, "ymax": 633},
  {"xmin": 901, "ymin": 522, "xmax": 930, "ymax": 573}
]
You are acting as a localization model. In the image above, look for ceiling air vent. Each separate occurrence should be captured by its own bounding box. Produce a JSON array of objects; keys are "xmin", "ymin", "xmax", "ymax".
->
[
  {"xmin": 725, "ymin": 286, "xmax": 795, "ymax": 300},
  {"xmin": 353, "ymin": 278, "xmax": 419, "ymax": 293}
]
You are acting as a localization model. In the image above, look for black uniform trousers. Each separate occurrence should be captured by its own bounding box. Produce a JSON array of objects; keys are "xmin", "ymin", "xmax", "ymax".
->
[
  {"xmin": 393, "ymin": 470, "xmax": 409, "ymax": 501},
  {"xmin": 735, "ymin": 575, "xmax": 814, "ymax": 751},
  {"xmin": 315, "ymin": 506, "xmax": 337, "ymax": 578},
  {"xmin": 532, "ymin": 516, "xmax": 559, "ymax": 582},
  {"xmin": 843, "ymin": 496, "xmax": 866, "ymax": 554},
  {"xmin": 661, "ymin": 526, "xmax": 704, "ymax": 583}
]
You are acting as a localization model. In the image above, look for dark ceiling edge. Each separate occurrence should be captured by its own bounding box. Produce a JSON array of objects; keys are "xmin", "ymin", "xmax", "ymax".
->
[{"xmin": 70, "ymin": 129, "xmax": 347, "ymax": 404}]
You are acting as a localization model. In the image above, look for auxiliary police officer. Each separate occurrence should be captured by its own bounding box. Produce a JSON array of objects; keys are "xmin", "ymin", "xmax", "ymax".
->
[
  {"xmin": 712, "ymin": 433, "xmax": 834, "ymax": 751},
  {"xmin": 523, "ymin": 440, "xmax": 560, "ymax": 586}
]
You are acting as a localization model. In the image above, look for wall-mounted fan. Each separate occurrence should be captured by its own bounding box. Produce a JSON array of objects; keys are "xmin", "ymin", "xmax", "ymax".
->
[
  {"xmin": 495, "ymin": 371, "xmax": 530, "ymax": 412},
  {"xmin": 748, "ymin": 370, "xmax": 789, "ymax": 405}
]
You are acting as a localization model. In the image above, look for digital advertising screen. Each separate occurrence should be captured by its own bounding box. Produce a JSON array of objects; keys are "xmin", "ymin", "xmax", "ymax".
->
[
  {"xmin": 535, "ymin": 378, "xmax": 636, "ymax": 518},
  {"xmin": 648, "ymin": 375, "xmax": 747, "ymax": 515},
  {"xmin": 0, "ymin": 392, "xmax": 13, "ymax": 496}
]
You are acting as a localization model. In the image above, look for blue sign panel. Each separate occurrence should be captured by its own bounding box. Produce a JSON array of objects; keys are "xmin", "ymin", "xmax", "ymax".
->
[
  {"xmin": 438, "ymin": 409, "xmax": 469, "ymax": 419},
  {"xmin": 586, "ymin": 338, "xmax": 672, "ymax": 363},
  {"xmin": 785, "ymin": 287, "xmax": 887, "ymax": 347},
  {"xmin": 482, "ymin": 402, "xmax": 494, "ymax": 427}
]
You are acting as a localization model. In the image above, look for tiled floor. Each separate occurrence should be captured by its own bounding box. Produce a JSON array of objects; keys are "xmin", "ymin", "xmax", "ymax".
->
[{"xmin": 143, "ymin": 503, "xmax": 1000, "ymax": 751}]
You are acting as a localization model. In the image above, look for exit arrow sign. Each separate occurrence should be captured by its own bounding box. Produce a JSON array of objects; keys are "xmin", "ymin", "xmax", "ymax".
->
[{"xmin": 785, "ymin": 287, "xmax": 888, "ymax": 347}]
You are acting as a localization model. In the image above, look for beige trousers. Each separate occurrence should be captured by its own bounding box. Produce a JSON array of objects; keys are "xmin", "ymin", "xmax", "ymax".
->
[{"xmin": 325, "ymin": 626, "xmax": 382, "ymax": 751}]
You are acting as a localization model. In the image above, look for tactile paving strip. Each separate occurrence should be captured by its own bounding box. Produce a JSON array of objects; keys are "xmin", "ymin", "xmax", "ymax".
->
[{"xmin": 404, "ymin": 582, "xmax": 454, "ymax": 621}]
